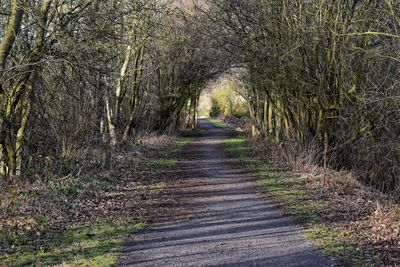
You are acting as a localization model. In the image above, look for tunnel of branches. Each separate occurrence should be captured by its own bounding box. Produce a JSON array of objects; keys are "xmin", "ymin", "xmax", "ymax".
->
[{"xmin": 0, "ymin": 0, "xmax": 399, "ymax": 195}]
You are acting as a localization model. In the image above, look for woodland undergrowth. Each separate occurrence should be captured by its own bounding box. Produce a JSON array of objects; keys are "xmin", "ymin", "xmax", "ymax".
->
[
  {"xmin": 0, "ymin": 134, "xmax": 188, "ymax": 266},
  {"xmin": 220, "ymin": 118, "xmax": 400, "ymax": 266}
]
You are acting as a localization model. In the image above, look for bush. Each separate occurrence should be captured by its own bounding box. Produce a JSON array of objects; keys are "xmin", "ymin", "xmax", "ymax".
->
[{"xmin": 209, "ymin": 81, "xmax": 248, "ymax": 118}]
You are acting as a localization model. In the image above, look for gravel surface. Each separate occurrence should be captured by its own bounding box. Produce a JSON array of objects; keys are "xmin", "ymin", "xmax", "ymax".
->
[{"xmin": 117, "ymin": 119, "xmax": 334, "ymax": 267}]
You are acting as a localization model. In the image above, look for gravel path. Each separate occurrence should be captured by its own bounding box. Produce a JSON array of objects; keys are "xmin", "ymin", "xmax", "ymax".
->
[{"xmin": 117, "ymin": 119, "xmax": 334, "ymax": 267}]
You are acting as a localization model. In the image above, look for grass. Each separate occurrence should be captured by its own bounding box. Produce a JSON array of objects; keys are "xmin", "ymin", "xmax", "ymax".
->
[
  {"xmin": 1, "ymin": 135, "xmax": 192, "ymax": 267},
  {"xmin": 305, "ymin": 226, "xmax": 357, "ymax": 260},
  {"xmin": 147, "ymin": 137, "xmax": 192, "ymax": 167},
  {"xmin": 224, "ymin": 136, "xmax": 326, "ymax": 222},
  {"xmin": 207, "ymin": 118, "xmax": 224, "ymax": 128},
  {"xmin": 0, "ymin": 220, "xmax": 144, "ymax": 267},
  {"xmin": 223, "ymin": 132, "xmax": 381, "ymax": 266},
  {"xmin": 175, "ymin": 137, "xmax": 193, "ymax": 150}
]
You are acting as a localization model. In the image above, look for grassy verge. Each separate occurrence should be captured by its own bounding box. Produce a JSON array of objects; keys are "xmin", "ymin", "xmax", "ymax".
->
[
  {"xmin": 223, "ymin": 134, "xmax": 386, "ymax": 266},
  {"xmin": 207, "ymin": 118, "xmax": 224, "ymax": 128},
  {"xmin": 1, "ymin": 136, "xmax": 191, "ymax": 266},
  {"xmin": 1, "ymin": 220, "xmax": 143, "ymax": 266}
]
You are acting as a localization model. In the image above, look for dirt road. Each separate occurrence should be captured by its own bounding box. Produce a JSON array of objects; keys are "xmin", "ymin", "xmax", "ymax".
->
[{"xmin": 117, "ymin": 119, "xmax": 334, "ymax": 266}]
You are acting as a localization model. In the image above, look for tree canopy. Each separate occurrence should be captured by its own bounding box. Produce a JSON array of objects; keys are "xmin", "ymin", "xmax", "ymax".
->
[{"xmin": 0, "ymin": 0, "xmax": 399, "ymax": 194}]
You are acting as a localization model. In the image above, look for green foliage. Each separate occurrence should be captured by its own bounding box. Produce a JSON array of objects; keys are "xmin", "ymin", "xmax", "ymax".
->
[
  {"xmin": 175, "ymin": 137, "xmax": 193, "ymax": 150},
  {"xmin": 209, "ymin": 99, "xmax": 222, "ymax": 118},
  {"xmin": 147, "ymin": 159, "xmax": 178, "ymax": 168},
  {"xmin": 209, "ymin": 82, "xmax": 248, "ymax": 118},
  {"xmin": 0, "ymin": 220, "xmax": 143, "ymax": 267},
  {"xmin": 208, "ymin": 119, "xmax": 225, "ymax": 128}
]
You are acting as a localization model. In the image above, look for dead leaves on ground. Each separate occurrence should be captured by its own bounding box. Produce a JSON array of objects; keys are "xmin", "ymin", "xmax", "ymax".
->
[{"xmin": 0, "ymin": 135, "xmax": 184, "ymax": 259}]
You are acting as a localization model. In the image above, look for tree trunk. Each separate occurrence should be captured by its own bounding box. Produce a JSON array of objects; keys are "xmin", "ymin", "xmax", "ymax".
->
[
  {"xmin": 105, "ymin": 95, "xmax": 118, "ymax": 146},
  {"xmin": 0, "ymin": 0, "xmax": 24, "ymax": 70},
  {"xmin": 15, "ymin": 92, "xmax": 31, "ymax": 176},
  {"xmin": 115, "ymin": 45, "xmax": 132, "ymax": 118}
]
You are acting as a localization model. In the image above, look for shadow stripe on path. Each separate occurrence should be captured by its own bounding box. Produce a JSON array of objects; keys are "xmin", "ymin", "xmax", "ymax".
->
[{"xmin": 117, "ymin": 119, "xmax": 335, "ymax": 267}]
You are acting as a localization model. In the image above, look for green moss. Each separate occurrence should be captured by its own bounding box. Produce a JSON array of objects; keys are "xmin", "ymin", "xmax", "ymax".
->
[{"xmin": 0, "ymin": 220, "xmax": 144, "ymax": 267}]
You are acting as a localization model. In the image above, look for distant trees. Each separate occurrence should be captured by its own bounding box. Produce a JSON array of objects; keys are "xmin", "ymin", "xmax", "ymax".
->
[
  {"xmin": 209, "ymin": 79, "xmax": 248, "ymax": 118},
  {"xmin": 197, "ymin": 0, "xmax": 400, "ymax": 193}
]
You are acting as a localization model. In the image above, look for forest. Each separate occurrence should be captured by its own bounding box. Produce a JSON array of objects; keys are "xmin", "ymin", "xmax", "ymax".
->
[{"xmin": 0, "ymin": 0, "xmax": 399, "ymax": 266}]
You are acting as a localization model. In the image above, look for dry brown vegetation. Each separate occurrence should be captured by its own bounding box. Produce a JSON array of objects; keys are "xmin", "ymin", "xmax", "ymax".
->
[
  {"xmin": 0, "ymin": 135, "xmax": 188, "ymax": 265},
  {"xmin": 220, "ymin": 117, "xmax": 399, "ymax": 265},
  {"xmin": 253, "ymin": 137, "xmax": 400, "ymax": 265}
]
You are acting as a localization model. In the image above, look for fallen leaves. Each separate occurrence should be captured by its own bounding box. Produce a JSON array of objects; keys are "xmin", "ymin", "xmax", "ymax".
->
[
  {"xmin": 0, "ymin": 135, "xmax": 187, "ymax": 263},
  {"xmin": 241, "ymin": 137, "xmax": 400, "ymax": 266},
  {"xmin": 370, "ymin": 204, "xmax": 400, "ymax": 245}
]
